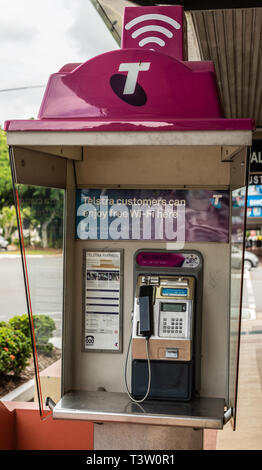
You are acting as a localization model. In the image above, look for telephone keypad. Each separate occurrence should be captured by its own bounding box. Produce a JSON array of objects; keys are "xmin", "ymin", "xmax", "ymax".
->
[{"xmin": 160, "ymin": 314, "xmax": 186, "ymax": 338}]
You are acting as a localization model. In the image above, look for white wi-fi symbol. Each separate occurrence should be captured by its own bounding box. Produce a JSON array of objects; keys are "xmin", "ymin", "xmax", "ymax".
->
[{"xmin": 125, "ymin": 13, "xmax": 181, "ymax": 50}]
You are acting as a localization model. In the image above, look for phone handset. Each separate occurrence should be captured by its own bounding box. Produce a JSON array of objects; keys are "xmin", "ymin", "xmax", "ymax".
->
[
  {"xmin": 138, "ymin": 285, "xmax": 154, "ymax": 338},
  {"xmin": 124, "ymin": 285, "xmax": 153, "ymax": 403}
]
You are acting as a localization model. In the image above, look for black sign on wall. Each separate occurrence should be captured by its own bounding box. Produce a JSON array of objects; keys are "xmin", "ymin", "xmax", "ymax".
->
[
  {"xmin": 250, "ymin": 140, "xmax": 262, "ymax": 174},
  {"xmin": 249, "ymin": 175, "xmax": 262, "ymax": 185}
]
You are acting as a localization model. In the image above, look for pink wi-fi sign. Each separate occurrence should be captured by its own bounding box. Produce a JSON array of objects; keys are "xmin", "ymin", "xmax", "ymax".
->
[{"xmin": 122, "ymin": 5, "xmax": 185, "ymax": 61}]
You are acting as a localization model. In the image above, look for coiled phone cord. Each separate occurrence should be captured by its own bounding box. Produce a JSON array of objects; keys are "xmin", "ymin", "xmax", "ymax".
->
[{"xmin": 124, "ymin": 330, "xmax": 151, "ymax": 403}]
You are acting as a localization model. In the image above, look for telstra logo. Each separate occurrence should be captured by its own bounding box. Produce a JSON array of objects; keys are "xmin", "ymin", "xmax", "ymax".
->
[{"xmin": 110, "ymin": 62, "xmax": 151, "ymax": 106}]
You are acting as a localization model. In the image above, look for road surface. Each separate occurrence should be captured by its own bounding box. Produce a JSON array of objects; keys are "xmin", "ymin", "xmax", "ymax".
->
[{"xmin": 0, "ymin": 254, "xmax": 63, "ymax": 347}]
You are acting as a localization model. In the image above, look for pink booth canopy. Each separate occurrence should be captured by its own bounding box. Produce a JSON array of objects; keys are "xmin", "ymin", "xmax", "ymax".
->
[
  {"xmin": 4, "ymin": 46, "xmax": 254, "ymax": 134},
  {"xmin": 4, "ymin": 5, "xmax": 254, "ymax": 135}
]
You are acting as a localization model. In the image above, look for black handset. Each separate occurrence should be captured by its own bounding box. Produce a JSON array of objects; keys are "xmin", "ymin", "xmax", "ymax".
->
[
  {"xmin": 125, "ymin": 285, "xmax": 153, "ymax": 403},
  {"xmin": 139, "ymin": 285, "xmax": 154, "ymax": 338}
]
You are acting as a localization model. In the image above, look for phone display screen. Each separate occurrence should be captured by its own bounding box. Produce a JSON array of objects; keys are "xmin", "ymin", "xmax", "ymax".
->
[{"xmin": 161, "ymin": 303, "xmax": 186, "ymax": 313}]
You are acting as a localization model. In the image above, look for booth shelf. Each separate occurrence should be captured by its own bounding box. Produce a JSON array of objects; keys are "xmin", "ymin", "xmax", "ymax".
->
[{"xmin": 52, "ymin": 390, "xmax": 225, "ymax": 430}]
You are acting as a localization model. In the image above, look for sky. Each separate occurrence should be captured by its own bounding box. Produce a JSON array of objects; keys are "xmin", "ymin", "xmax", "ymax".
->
[{"xmin": 0, "ymin": 0, "xmax": 118, "ymax": 127}]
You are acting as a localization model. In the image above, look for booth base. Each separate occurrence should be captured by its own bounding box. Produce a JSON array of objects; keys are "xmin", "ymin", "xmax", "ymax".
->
[
  {"xmin": 53, "ymin": 390, "xmax": 225, "ymax": 430},
  {"xmin": 94, "ymin": 422, "xmax": 203, "ymax": 450}
]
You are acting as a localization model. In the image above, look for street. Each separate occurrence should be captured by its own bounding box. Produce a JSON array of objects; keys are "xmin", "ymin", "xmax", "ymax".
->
[{"xmin": 0, "ymin": 254, "xmax": 63, "ymax": 347}]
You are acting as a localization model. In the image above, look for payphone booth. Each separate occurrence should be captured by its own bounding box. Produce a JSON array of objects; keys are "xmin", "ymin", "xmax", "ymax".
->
[{"xmin": 5, "ymin": 6, "xmax": 254, "ymax": 450}]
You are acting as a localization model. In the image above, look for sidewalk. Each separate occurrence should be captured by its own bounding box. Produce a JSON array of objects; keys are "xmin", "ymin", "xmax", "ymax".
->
[
  {"xmin": 216, "ymin": 311, "xmax": 262, "ymax": 449},
  {"xmin": 216, "ymin": 326, "xmax": 262, "ymax": 450},
  {"xmin": 204, "ymin": 264, "xmax": 262, "ymax": 450}
]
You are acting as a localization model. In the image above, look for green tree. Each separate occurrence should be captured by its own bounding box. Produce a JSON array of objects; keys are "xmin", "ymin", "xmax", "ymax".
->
[
  {"xmin": 0, "ymin": 206, "xmax": 17, "ymax": 240},
  {"xmin": 0, "ymin": 205, "xmax": 38, "ymax": 243},
  {"xmin": 0, "ymin": 129, "xmax": 13, "ymax": 210},
  {"xmin": 0, "ymin": 129, "xmax": 64, "ymax": 248},
  {"xmin": 18, "ymin": 186, "xmax": 64, "ymax": 248}
]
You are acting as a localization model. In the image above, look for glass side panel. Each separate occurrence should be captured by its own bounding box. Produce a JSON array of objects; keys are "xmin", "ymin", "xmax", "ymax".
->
[
  {"xmin": 12, "ymin": 180, "xmax": 64, "ymax": 418},
  {"xmin": 229, "ymin": 187, "xmax": 247, "ymax": 429}
]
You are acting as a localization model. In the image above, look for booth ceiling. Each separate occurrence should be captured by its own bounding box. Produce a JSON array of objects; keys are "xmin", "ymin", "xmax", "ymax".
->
[{"xmin": 91, "ymin": 1, "xmax": 262, "ymax": 128}]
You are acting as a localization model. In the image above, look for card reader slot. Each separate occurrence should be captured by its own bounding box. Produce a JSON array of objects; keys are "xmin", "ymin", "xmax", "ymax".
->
[{"xmin": 160, "ymin": 279, "xmax": 189, "ymax": 287}]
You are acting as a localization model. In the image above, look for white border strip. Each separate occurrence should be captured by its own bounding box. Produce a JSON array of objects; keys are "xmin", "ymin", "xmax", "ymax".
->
[{"xmin": 6, "ymin": 130, "xmax": 252, "ymax": 147}]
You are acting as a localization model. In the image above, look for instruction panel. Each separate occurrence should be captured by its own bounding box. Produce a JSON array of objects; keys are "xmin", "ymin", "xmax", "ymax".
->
[{"xmin": 83, "ymin": 250, "xmax": 122, "ymax": 352}]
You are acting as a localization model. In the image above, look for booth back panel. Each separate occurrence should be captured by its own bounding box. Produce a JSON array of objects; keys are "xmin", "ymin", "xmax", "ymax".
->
[{"xmin": 66, "ymin": 240, "xmax": 230, "ymax": 400}]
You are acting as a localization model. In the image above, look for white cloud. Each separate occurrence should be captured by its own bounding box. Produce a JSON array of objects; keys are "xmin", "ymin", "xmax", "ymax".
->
[
  {"xmin": 68, "ymin": 1, "xmax": 119, "ymax": 57},
  {"xmin": 0, "ymin": 0, "xmax": 118, "ymax": 127},
  {"xmin": 0, "ymin": 23, "xmax": 38, "ymax": 43}
]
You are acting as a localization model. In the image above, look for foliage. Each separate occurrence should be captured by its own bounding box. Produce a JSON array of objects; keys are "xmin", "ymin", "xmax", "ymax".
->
[
  {"xmin": 8, "ymin": 315, "xmax": 29, "ymax": 337},
  {"xmin": 0, "ymin": 129, "xmax": 64, "ymax": 248},
  {"xmin": 0, "ymin": 130, "xmax": 13, "ymax": 210},
  {"xmin": 33, "ymin": 315, "xmax": 56, "ymax": 354},
  {"xmin": 0, "ymin": 313, "xmax": 56, "ymax": 376},
  {"xmin": 0, "ymin": 205, "xmax": 38, "ymax": 243},
  {"xmin": 0, "ymin": 205, "xmax": 17, "ymax": 240},
  {"xmin": 0, "ymin": 325, "xmax": 32, "ymax": 375},
  {"xmin": 17, "ymin": 185, "xmax": 64, "ymax": 248},
  {"xmin": 9, "ymin": 314, "xmax": 56, "ymax": 355}
]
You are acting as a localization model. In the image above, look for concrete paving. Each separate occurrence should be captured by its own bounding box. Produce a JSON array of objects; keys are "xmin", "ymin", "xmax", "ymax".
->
[{"xmin": 216, "ymin": 265, "xmax": 262, "ymax": 450}]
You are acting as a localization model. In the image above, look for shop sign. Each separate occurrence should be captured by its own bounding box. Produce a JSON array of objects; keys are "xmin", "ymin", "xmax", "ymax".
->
[{"xmin": 250, "ymin": 140, "xmax": 262, "ymax": 174}]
